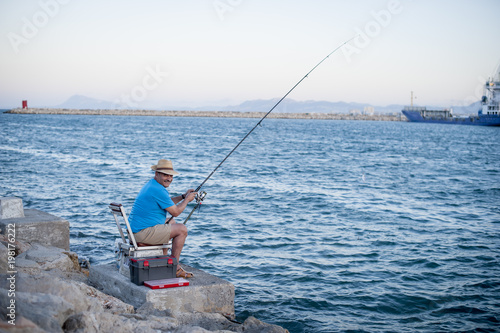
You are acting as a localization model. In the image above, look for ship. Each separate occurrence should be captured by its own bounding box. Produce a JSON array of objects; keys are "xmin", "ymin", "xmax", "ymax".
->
[{"xmin": 402, "ymin": 66, "xmax": 500, "ymax": 126}]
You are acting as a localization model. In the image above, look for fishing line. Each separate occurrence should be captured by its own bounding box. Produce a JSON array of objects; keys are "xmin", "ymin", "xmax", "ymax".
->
[
  {"xmin": 195, "ymin": 36, "xmax": 356, "ymax": 193},
  {"xmin": 183, "ymin": 36, "xmax": 357, "ymax": 224}
]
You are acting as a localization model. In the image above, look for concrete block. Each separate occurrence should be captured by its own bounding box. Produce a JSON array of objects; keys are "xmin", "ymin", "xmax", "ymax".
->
[
  {"xmin": 0, "ymin": 209, "xmax": 70, "ymax": 250},
  {"xmin": 0, "ymin": 197, "xmax": 25, "ymax": 219},
  {"xmin": 89, "ymin": 264, "xmax": 235, "ymax": 316}
]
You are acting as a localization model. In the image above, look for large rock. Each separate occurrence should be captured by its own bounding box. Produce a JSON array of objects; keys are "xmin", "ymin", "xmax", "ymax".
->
[
  {"xmin": 172, "ymin": 311, "xmax": 240, "ymax": 332},
  {"xmin": 0, "ymin": 242, "xmax": 135, "ymax": 332},
  {"xmin": 242, "ymin": 316, "xmax": 289, "ymax": 333},
  {"xmin": 63, "ymin": 312, "xmax": 179, "ymax": 333},
  {"xmin": 10, "ymin": 290, "xmax": 73, "ymax": 332},
  {"xmin": 17, "ymin": 273, "xmax": 134, "ymax": 313},
  {"xmin": 0, "ymin": 233, "xmax": 32, "ymax": 257},
  {"xmin": 62, "ymin": 309, "xmax": 290, "ymax": 333},
  {"xmin": 0, "ymin": 271, "xmax": 135, "ymax": 332},
  {"xmin": 15, "ymin": 244, "xmax": 75, "ymax": 272},
  {"xmin": 0, "ymin": 242, "xmax": 8, "ymax": 274},
  {"xmin": 0, "ymin": 315, "xmax": 47, "ymax": 333}
]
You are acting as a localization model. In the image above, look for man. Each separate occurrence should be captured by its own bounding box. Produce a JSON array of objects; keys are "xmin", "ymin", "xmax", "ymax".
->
[{"xmin": 129, "ymin": 159, "xmax": 197, "ymax": 278}]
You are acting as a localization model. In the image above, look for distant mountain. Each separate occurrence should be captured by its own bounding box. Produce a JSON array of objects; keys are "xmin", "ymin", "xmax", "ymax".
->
[
  {"xmin": 201, "ymin": 98, "xmax": 408, "ymax": 114},
  {"xmin": 54, "ymin": 95, "xmax": 480, "ymax": 115},
  {"xmin": 56, "ymin": 95, "xmax": 117, "ymax": 110},
  {"xmin": 448, "ymin": 101, "xmax": 482, "ymax": 115},
  {"xmin": 202, "ymin": 99, "xmax": 482, "ymax": 115}
]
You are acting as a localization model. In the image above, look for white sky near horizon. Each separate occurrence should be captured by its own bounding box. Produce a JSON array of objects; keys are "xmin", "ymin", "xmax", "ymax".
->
[{"xmin": 1, "ymin": 0, "xmax": 499, "ymax": 109}]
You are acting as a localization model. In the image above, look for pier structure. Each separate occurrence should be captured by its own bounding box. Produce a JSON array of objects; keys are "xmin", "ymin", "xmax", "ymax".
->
[
  {"xmin": 5, "ymin": 107, "xmax": 403, "ymax": 121},
  {"xmin": 1, "ymin": 196, "xmax": 235, "ymax": 317}
]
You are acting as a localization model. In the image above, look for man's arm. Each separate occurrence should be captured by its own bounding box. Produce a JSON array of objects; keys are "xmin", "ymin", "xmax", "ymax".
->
[
  {"xmin": 172, "ymin": 194, "xmax": 183, "ymax": 205},
  {"xmin": 166, "ymin": 190, "xmax": 196, "ymax": 217}
]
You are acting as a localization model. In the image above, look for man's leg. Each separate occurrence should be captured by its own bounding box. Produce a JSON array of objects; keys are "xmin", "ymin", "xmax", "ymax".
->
[
  {"xmin": 168, "ymin": 223, "xmax": 188, "ymax": 263},
  {"xmin": 162, "ymin": 217, "xmax": 175, "ymax": 255}
]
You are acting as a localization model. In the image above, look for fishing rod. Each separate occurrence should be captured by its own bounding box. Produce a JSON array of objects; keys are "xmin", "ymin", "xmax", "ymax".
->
[{"xmin": 183, "ymin": 36, "xmax": 356, "ymax": 225}]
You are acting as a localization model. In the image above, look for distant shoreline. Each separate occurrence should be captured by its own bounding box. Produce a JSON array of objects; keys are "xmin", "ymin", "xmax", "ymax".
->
[{"xmin": 5, "ymin": 108, "xmax": 404, "ymax": 121}]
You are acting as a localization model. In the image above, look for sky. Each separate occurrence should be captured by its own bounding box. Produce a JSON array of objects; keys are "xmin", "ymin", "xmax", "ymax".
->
[{"xmin": 1, "ymin": 0, "xmax": 500, "ymax": 109}]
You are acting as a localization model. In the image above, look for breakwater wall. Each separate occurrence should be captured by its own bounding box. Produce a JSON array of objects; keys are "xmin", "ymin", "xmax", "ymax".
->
[
  {"xmin": 0, "ymin": 197, "xmax": 288, "ymax": 332},
  {"xmin": 6, "ymin": 108, "xmax": 404, "ymax": 122}
]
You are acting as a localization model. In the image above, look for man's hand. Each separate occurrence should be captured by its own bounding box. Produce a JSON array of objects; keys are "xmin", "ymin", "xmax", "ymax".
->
[
  {"xmin": 167, "ymin": 189, "xmax": 198, "ymax": 217},
  {"xmin": 184, "ymin": 189, "xmax": 197, "ymax": 202}
]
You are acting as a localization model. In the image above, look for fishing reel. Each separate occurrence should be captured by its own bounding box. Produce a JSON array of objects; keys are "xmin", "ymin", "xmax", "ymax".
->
[
  {"xmin": 183, "ymin": 191, "xmax": 207, "ymax": 225},
  {"xmin": 195, "ymin": 191, "xmax": 207, "ymax": 203}
]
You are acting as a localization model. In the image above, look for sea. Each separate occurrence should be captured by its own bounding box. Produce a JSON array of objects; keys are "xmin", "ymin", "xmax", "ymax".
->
[{"xmin": 1, "ymin": 112, "xmax": 499, "ymax": 333}]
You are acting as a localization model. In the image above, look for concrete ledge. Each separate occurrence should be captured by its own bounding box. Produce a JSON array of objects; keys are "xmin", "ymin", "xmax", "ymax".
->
[
  {"xmin": 0, "ymin": 197, "xmax": 24, "ymax": 219},
  {"xmin": 0, "ymin": 209, "xmax": 70, "ymax": 250},
  {"xmin": 89, "ymin": 264, "xmax": 235, "ymax": 316}
]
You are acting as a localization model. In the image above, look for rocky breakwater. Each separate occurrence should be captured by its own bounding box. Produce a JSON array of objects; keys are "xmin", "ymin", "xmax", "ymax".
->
[
  {"xmin": 0, "ymin": 199, "xmax": 288, "ymax": 333},
  {"xmin": 6, "ymin": 107, "xmax": 403, "ymax": 121}
]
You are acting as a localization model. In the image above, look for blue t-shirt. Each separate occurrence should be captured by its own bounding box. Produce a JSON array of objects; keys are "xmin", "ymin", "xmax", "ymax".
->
[{"xmin": 129, "ymin": 178, "xmax": 175, "ymax": 233}]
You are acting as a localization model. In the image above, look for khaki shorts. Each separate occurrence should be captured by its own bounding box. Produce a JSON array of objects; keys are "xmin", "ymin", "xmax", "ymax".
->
[{"xmin": 133, "ymin": 223, "xmax": 171, "ymax": 245}]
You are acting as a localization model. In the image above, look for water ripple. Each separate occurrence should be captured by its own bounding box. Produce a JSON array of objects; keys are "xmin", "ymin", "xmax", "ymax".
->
[{"xmin": 1, "ymin": 114, "xmax": 499, "ymax": 332}]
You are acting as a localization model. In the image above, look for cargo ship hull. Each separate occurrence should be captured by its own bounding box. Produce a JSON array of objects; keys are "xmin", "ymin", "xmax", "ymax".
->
[
  {"xmin": 402, "ymin": 109, "xmax": 500, "ymax": 126},
  {"xmin": 402, "ymin": 65, "xmax": 500, "ymax": 126}
]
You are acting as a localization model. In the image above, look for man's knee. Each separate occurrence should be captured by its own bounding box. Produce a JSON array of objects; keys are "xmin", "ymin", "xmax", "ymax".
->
[
  {"xmin": 172, "ymin": 224, "xmax": 188, "ymax": 238},
  {"xmin": 180, "ymin": 224, "xmax": 188, "ymax": 237}
]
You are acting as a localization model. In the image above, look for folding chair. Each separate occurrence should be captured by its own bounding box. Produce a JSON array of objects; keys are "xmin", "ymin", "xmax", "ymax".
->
[{"xmin": 109, "ymin": 202, "xmax": 171, "ymax": 276}]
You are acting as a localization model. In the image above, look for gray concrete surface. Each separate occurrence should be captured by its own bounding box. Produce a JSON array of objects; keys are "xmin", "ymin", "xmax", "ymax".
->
[
  {"xmin": 0, "ymin": 197, "xmax": 24, "ymax": 219},
  {"xmin": 89, "ymin": 264, "xmax": 235, "ymax": 316},
  {"xmin": 0, "ymin": 208, "xmax": 70, "ymax": 250}
]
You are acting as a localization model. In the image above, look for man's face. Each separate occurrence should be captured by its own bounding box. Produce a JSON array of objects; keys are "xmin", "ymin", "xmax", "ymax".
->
[{"xmin": 156, "ymin": 172, "xmax": 173, "ymax": 188}]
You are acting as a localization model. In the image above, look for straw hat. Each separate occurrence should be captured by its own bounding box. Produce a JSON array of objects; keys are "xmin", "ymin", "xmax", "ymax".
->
[{"xmin": 151, "ymin": 159, "xmax": 179, "ymax": 175}]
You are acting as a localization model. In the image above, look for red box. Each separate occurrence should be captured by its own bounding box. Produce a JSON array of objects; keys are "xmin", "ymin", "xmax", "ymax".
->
[{"xmin": 144, "ymin": 278, "xmax": 190, "ymax": 289}]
